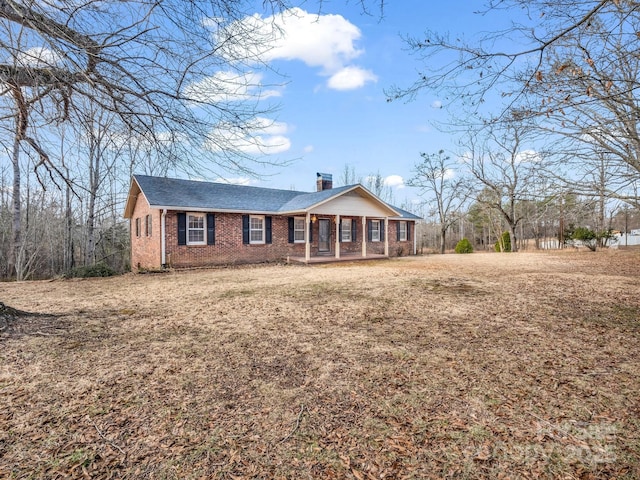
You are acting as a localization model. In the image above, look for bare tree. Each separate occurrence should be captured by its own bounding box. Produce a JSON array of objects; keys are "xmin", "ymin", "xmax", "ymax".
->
[
  {"xmin": 467, "ymin": 189, "xmax": 506, "ymax": 250},
  {"xmin": 365, "ymin": 171, "xmax": 394, "ymax": 203},
  {"xmin": 465, "ymin": 125, "xmax": 544, "ymax": 252},
  {"xmin": 0, "ymin": 0, "xmax": 298, "ymax": 278},
  {"xmin": 388, "ymin": 1, "xmax": 612, "ymax": 115},
  {"xmin": 390, "ymin": 0, "xmax": 640, "ymax": 209},
  {"xmin": 407, "ymin": 150, "xmax": 470, "ymax": 254},
  {"xmin": 338, "ymin": 164, "xmax": 362, "ymax": 186},
  {"xmin": 524, "ymin": 2, "xmax": 640, "ymax": 208}
]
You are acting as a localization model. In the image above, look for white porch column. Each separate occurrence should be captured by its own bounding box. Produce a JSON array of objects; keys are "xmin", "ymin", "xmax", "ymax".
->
[
  {"xmin": 305, "ymin": 212, "xmax": 311, "ymax": 263},
  {"xmin": 335, "ymin": 214, "xmax": 341, "ymax": 259},
  {"xmin": 362, "ymin": 216, "xmax": 367, "ymax": 257},
  {"xmin": 384, "ymin": 217, "xmax": 389, "ymax": 257}
]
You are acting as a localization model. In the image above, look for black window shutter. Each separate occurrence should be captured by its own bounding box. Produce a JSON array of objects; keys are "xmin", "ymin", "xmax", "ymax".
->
[
  {"xmin": 397, "ymin": 221, "xmax": 401, "ymax": 241},
  {"xmin": 367, "ymin": 220, "xmax": 372, "ymax": 241},
  {"xmin": 353, "ymin": 221, "xmax": 357, "ymax": 241},
  {"xmin": 242, "ymin": 215, "xmax": 249, "ymax": 244},
  {"xmin": 207, "ymin": 213, "xmax": 215, "ymax": 245},
  {"xmin": 288, "ymin": 217, "xmax": 294, "ymax": 243},
  {"xmin": 381, "ymin": 221, "xmax": 385, "ymax": 241},
  {"xmin": 178, "ymin": 212, "xmax": 186, "ymax": 245},
  {"xmin": 309, "ymin": 221, "xmax": 313, "ymax": 242},
  {"xmin": 266, "ymin": 216, "xmax": 272, "ymax": 244},
  {"xmin": 339, "ymin": 220, "xmax": 343, "ymax": 243},
  {"xmin": 407, "ymin": 222, "xmax": 411, "ymax": 241}
]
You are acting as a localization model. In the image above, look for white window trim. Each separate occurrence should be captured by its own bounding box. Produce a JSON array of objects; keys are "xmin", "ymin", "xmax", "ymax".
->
[
  {"xmin": 342, "ymin": 218, "xmax": 352, "ymax": 242},
  {"xmin": 294, "ymin": 217, "xmax": 305, "ymax": 243},
  {"xmin": 371, "ymin": 220, "xmax": 381, "ymax": 242},
  {"xmin": 187, "ymin": 212, "xmax": 206, "ymax": 245},
  {"xmin": 250, "ymin": 215, "xmax": 265, "ymax": 244},
  {"xmin": 399, "ymin": 221, "xmax": 407, "ymax": 241}
]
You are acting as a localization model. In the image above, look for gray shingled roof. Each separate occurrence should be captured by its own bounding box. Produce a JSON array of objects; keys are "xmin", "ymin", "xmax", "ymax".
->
[
  {"xmin": 387, "ymin": 205, "xmax": 421, "ymax": 221},
  {"xmin": 130, "ymin": 174, "xmax": 421, "ymax": 219},
  {"xmin": 134, "ymin": 175, "xmax": 303, "ymax": 212}
]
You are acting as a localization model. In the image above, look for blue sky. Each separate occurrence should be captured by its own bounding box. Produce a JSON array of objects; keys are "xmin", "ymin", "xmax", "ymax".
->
[{"xmin": 209, "ymin": 1, "xmax": 496, "ymax": 206}]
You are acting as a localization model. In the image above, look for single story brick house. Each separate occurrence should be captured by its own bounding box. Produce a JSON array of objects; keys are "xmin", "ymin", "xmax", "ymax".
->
[{"xmin": 124, "ymin": 173, "xmax": 420, "ymax": 271}]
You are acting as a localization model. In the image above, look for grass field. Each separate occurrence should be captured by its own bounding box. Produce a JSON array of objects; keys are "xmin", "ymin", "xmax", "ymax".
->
[{"xmin": 1, "ymin": 250, "xmax": 639, "ymax": 479}]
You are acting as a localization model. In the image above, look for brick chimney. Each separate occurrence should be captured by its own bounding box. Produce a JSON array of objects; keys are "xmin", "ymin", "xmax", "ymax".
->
[{"xmin": 316, "ymin": 172, "xmax": 333, "ymax": 192}]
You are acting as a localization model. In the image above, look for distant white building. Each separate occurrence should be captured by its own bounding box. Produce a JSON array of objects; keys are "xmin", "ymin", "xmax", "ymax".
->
[{"xmin": 610, "ymin": 233, "xmax": 640, "ymax": 248}]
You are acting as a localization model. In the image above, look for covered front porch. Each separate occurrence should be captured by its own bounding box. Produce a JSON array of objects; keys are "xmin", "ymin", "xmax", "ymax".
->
[
  {"xmin": 281, "ymin": 182, "xmax": 413, "ymax": 264},
  {"xmin": 295, "ymin": 212, "xmax": 391, "ymax": 264}
]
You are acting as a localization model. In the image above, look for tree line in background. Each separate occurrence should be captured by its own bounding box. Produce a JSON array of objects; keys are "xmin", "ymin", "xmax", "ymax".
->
[
  {"xmin": 406, "ymin": 130, "xmax": 640, "ymax": 254},
  {"xmin": 412, "ymin": 183, "xmax": 640, "ymax": 255}
]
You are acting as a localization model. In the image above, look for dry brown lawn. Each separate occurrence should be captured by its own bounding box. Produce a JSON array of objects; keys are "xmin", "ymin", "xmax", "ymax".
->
[{"xmin": 1, "ymin": 250, "xmax": 639, "ymax": 479}]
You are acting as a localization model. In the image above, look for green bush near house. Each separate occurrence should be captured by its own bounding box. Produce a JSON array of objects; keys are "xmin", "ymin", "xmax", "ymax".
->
[
  {"xmin": 455, "ymin": 238, "xmax": 474, "ymax": 254},
  {"xmin": 494, "ymin": 231, "xmax": 511, "ymax": 252}
]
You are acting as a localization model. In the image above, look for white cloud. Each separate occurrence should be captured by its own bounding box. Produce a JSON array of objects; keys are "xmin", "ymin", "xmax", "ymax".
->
[
  {"xmin": 216, "ymin": 8, "xmax": 375, "ymax": 90},
  {"xmin": 213, "ymin": 177, "xmax": 254, "ymax": 185},
  {"xmin": 184, "ymin": 71, "xmax": 281, "ymax": 103},
  {"xmin": 15, "ymin": 47, "xmax": 62, "ymax": 67},
  {"xmin": 327, "ymin": 66, "xmax": 377, "ymax": 91},
  {"xmin": 515, "ymin": 149, "xmax": 542, "ymax": 163},
  {"xmin": 232, "ymin": 8, "xmax": 362, "ymax": 71},
  {"xmin": 249, "ymin": 117, "xmax": 288, "ymax": 135},
  {"xmin": 205, "ymin": 117, "xmax": 291, "ymax": 155},
  {"xmin": 303, "ymin": 145, "xmax": 314, "ymax": 153},
  {"xmin": 443, "ymin": 168, "xmax": 456, "ymax": 180},
  {"xmin": 431, "ymin": 100, "xmax": 443, "ymax": 109},
  {"xmin": 384, "ymin": 175, "xmax": 405, "ymax": 189}
]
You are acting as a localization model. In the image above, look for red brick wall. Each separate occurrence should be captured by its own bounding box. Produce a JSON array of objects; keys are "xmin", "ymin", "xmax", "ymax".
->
[
  {"xmin": 387, "ymin": 220, "xmax": 415, "ymax": 257},
  {"xmin": 130, "ymin": 196, "xmax": 162, "ymax": 271},
  {"xmin": 130, "ymin": 203, "xmax": 416, "ymax": 270},
  {"xmin": 165, "ymin": 211, "xmax": 307, "ymax": 267}
]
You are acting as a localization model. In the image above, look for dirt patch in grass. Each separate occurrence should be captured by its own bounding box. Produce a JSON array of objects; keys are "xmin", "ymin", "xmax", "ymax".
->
[{"xmin": 1, "ymin": 250, "xmax": 639, "ymax": 479}]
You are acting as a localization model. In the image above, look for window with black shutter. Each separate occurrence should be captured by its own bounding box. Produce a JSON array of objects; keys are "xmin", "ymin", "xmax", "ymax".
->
[
  {"xmin": 207, "ymin": 213, "xmax": 215, "ymax": 245},
  {"xmin": 177, "ymin": 213, "xmax": 186, "ymax": 245}
]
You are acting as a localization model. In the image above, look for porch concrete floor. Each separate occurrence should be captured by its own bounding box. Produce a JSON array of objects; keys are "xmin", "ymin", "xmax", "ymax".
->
[{"xmin": 287, "ymin": 253, "xmax": 388, "ymax": 264}]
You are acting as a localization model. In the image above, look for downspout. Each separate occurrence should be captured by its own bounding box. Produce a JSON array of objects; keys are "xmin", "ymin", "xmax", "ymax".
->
[{"xmin": 161, "ymin": 209, "xmax": 167, "ymax": 268}]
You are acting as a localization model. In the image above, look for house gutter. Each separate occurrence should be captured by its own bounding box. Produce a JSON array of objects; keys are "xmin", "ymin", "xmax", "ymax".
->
[{"xmin": 161, "ymin": 209, "xmax": 167, "ymax": 267}]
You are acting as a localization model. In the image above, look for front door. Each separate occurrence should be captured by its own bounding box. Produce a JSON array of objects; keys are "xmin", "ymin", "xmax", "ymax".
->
[{"xmin": 318, "ymin": 219, "xmax": 330, "ymax": 253}]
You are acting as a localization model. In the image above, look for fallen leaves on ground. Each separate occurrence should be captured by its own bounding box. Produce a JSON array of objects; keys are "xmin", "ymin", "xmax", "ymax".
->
[{"xmin": 1, "ymin": 250, "xmax": 639, "ymax": 479}]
